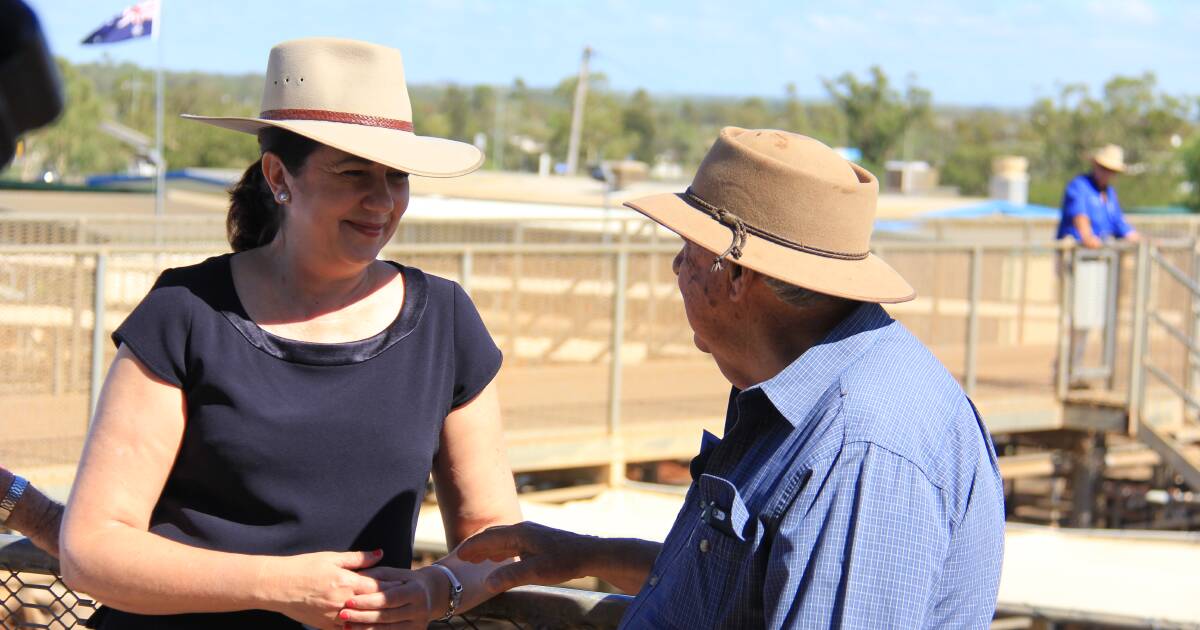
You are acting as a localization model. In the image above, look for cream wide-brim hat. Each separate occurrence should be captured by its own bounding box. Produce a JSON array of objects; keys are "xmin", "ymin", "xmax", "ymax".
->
[
  {"xmin": 625, "ymin": 128, "xmax": 915, "ymax": 304},
  {"xmin": 1092, "ymin": 144, "xmax": 1127, "ymax": 174},
  {"xmin": 182, "ymin": 38, "xmax": 483, "ymax": 178}
]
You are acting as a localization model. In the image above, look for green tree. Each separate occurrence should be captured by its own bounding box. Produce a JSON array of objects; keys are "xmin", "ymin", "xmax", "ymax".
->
[
  {"xmin": 822, "ymin": 66, "xmax": 930, "ymax": 174},
  {"xmin": 17, "ymin": 59, "xmax": 129, "ymax": 178},
  {"xmin": 622, "ymin": 89, "xmax": 656, "ymax": 163},
  {"xmin": 1028, "ymin": 74, "xmax": 1194, "ymax": 208}
]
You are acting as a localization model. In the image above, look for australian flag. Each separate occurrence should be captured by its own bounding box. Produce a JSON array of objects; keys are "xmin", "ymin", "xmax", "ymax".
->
[{"xmin": 81, "ymin": 0, "xmax": 159, "ymax": 45}]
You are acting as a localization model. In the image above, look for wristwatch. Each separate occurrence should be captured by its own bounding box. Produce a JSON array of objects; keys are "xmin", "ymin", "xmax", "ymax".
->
[
  {"xmin": 427, "ymin": 563, "xmax": 463, "ymax": 622},
  {"xmin": 0, "ymin": 475, "xmax": 29, "ymax": 526}
]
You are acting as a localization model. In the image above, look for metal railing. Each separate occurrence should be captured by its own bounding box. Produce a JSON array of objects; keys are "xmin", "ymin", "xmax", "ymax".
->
[
  {"xmin": 0, "ymin": 534, "xmax": 632, "ymax": 629},
  {"xmin": 0, "ymin": 237, "xmax": 1147, "ymax": 476},
  {"xmin": 1128, "ymin": 240, "xmax": 1200, "ymax": 491}
]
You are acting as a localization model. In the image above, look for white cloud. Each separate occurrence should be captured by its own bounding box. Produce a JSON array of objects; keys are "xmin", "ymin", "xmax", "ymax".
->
[{"xmin": 1085, "ymin": 0, "xmax": 1158, "ymax": 25}]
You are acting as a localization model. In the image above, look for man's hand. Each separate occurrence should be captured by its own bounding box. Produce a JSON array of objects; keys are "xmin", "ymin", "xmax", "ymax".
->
[
  {"xmin": 1081, "ymin": 233, "xmax": 1103, "ymax": 249},
  {"xmin": 339, "ymin": 565, "xmax": 445, "ymax": 628},
  {"xmin": 1, "ymin": 467, "xmax": 63, "ymax": 558},
  {"xmin": 457, "ymin": 522, "xmax": 598, "ymax": 593}
]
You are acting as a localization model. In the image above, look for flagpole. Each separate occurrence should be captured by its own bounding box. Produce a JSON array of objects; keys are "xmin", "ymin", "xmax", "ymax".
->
[{"xmin": 153, "ymin": 0, "xmax": 165, "ymax": 219}]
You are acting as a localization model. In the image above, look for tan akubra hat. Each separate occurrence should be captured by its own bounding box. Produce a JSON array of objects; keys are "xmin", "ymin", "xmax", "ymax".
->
[
  {"xmin": 1091, "ymin": 144, "xmax": 1127, "ymax": 173},
  {"xmin": 624, "ymin": 127, "xmax": 914, "ymax": 304},
  {"xmin": 182, "ymin": 38, "xmax": 483, "ymax": 178}
]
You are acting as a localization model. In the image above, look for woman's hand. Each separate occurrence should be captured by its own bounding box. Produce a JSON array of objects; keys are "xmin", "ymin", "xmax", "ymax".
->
[
  {"xmin": 339, "ymin": 565, "xmax": 449, "ymax": 629},
  {"xmin": 259, "ymin": 549, "xmax": 384, "ymax": 629}
]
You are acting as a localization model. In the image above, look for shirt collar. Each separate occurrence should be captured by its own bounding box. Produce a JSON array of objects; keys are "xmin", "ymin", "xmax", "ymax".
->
[{"xmin": 752, "ymin": 302, "xmax": 894, "ymax": 427}]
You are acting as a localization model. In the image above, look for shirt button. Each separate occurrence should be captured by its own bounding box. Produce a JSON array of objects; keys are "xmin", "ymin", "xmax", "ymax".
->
[
  {"xmin": 699, "ymin": 539, "xmax": 711, "ymax": 553},
  {"xmin": 648, "ymin": 575, "xmax": 660, "ymax": 586}
]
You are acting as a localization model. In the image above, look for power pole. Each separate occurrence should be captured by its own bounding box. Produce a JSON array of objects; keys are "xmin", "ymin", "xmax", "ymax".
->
[
  {"xmin": 492, "ymin": 88, "xmax": 506, "ymax": 170},
  {"xmin": 565, "ymin": 46, "xmax": 591, "ymax": 176}
]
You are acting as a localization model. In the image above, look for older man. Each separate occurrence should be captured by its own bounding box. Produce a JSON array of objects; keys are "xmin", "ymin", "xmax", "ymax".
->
[
  {"xmin": 0, "ymin": 466, "xmax": 61, "ymax": 557},
  {"xmin": 461, "ymin": 127, "xmax": 1005, "ymax": 628}
]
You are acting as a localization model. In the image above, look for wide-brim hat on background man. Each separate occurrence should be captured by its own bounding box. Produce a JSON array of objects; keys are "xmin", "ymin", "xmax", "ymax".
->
[
  {"xmin": 624, "ymin": 127, "xmax": 914, "ymax": 303},
  {"xmin": 1091, "ymin": 144, "xmax": 1127, "ymax": 173},
  {"xmin": 182, "ymin": 37, "xmax": 483, "ymax": 178}
]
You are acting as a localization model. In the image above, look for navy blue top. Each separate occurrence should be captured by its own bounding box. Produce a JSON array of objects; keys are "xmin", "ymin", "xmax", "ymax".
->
[
  {"xmin": 90, "ymin": 254, "xmax": 502, "ymax": 629},
  {"xmin": 1056, "ymin": 173, "xmax": 1134, "ymax": 241}
]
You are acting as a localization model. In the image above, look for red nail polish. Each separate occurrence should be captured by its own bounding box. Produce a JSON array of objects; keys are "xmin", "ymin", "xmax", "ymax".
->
[
  {"xmin": 373, "ymin": 548, "xmax": 383, "ymax": 558},
  {"xmin": 344, "ymin": 599, "xmax": 355, "ymax": 609},
  {"xmin": 339, "ymin": 610, "xmax": 350, "ymax": 620}
]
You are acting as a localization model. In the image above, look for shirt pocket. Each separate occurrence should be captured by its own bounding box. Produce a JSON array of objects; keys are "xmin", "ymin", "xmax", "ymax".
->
[{"xmin": 694, "ymin": 472, "xmax": 756, "ymax": 578}]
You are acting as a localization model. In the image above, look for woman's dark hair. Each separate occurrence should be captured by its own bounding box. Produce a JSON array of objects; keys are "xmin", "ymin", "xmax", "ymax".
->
[{"xmin": 227, "ymin": 127, "xmax": 321, "ymax": 252}]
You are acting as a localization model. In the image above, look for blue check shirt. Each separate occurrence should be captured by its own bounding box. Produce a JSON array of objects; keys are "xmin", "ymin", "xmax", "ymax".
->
[{"xmin": 618, "ymin": 303, "xmax": 1005, "ymax": 629}]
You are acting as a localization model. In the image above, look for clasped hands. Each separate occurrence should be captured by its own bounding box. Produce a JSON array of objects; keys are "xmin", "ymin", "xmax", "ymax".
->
[
  {"xmin": 270, "ymin": 522, "xmax": 594, "ymax": 629},
  {"xmin": 265, "ymin": 549, "xmax": 449, "ymax": 630}
]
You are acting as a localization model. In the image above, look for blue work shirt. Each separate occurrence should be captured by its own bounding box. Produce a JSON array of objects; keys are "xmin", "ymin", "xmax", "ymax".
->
[
  {"xmin": 618, "ymin": 303, "xmax": 1005, "ymax": 629},
  {"xmin": 1056, "ymin": 173, "xmax": 1134, "ymax": 240}
]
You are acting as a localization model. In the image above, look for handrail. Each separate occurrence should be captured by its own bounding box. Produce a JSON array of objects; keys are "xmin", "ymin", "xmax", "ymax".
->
[
  {"xmin": 0, "ymin": 534, "xmax": 630, "ymax": 628},
  {"xmin": 1150, "ymin": 312, "xmax": 1200, "ymax": 364},
  {"xmin": 1151, "ymin": 249, "xmax": 1200, "ymax": 298},
  {"xmin": 1, "ymin": 238, "xmax": 1192, "ymax": 257},
  {"xmin": 1144, "ymin": 363, "xmax": 1200, "ymax": 413}
]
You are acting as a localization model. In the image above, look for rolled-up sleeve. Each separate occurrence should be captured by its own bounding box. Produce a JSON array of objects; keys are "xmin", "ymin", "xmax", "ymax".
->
[
  {"xmin": 1062, "ymin": 178, "xmax": 1089, "ymax": 221},
  {"xmin": 763, "ymin": 443, "xmax": 951, "ymax": 629},
  {"xmin": 1109, "ymin": 190, "xmax": 1135, "ymax": 238}
]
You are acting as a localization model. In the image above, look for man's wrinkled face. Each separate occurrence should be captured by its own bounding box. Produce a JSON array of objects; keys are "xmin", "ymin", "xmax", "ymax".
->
[{"xmin": 672, "ymin": 239, "xmax": 729, "ymax": 355}]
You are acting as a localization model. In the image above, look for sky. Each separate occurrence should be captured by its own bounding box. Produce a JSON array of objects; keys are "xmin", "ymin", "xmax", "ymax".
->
[{"xmin": 24, "ymin": 0, "xmax": 1200, "ymax": 108}]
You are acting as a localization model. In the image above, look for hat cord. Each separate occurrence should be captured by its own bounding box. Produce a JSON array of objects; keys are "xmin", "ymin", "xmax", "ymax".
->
[
  {"xmin": 683, "ymin": 188, "xmax": 747, "ymax": 271},
  {"xmin": 710, "ymin": 209, "xmax": 747, "ymax": 272},
  {"xmin": 682, "ymin": 187, "xmax": 872, "ymax": 266}
]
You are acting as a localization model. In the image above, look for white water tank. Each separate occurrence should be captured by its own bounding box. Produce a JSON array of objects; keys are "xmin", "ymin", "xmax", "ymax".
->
[{"xmin": 990, "ymin": 156, "xmax": 1029, "ymax": 206}]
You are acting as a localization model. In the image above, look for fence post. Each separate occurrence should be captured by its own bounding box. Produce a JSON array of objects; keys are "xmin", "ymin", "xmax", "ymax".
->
[
  {"xmin": 606, "ymin": 249, "xmax": 629, "ymax": 487},
  {"xmin": 1189, "ymin": 239, "xmax": 1200, "ymax": 420},
  {"xmin": 1017, "ymin": 233, "xmax": 1030, "ymax": 345},
  {"xmin": 1056, "ymin": 247, "xmax": 1075, "ymax": 400},
  {"xmin": 460, "ymin": 248, "xmax": 474, "ymax": 295},
  {"xmin": 965, "ymin": 246, "xmax": 982, "ymax": 397},
  {"xmin": 88, "ymin": 252, "xmax": 108, "ymax": 422},
  {"xmin": 507, "ymin": 225, "xmax": 524, "ymax": 356},
  {"xmin": 1102, "ymin": 249, "xmax": 1121, "ymax": 390},
  {"xmin": 1127, "ymin": 242, "xmax": 1151, "ymax": 434},
  {"xmin": 646, "ymin": 227, "xmax": 659, "ymax": 358}
]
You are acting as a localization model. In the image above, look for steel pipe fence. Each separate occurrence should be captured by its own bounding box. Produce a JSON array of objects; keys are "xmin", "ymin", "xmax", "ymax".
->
[
  {"xmin": 0, "ymin": 214, "xmax": 664, "ymax": 248},
  {"xmin": 4, "ymin": 239, "xmax": 1188, "ymax": 475},
  {"xmin": 0, "ymin": 534, "xmax": 631, "ymax": 629}
]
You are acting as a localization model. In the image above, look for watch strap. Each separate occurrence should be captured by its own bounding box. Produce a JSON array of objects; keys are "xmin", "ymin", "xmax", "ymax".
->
[
  {"xmin": 428, "ymin": 563, "xmax": 463, "ymax": 622},
  {"xmin": 0, "ymin": 475, "xmax": 29, "ymax": 525}
]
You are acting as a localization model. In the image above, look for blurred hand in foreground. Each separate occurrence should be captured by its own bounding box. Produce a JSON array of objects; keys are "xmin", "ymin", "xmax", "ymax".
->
[{"xmin": 1, "ymin": 466, "xmax": 63, "ymax": 558}]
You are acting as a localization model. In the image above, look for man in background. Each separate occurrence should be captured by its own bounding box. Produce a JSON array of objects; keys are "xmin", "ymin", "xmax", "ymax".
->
[{"xmin": 1056, "ymin": 144, "xmax": 1140, "ymax": 386}]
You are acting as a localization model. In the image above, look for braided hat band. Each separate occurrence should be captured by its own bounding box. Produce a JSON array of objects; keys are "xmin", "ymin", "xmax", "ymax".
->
[{"xmin": 682, "ymin": 187, "xmax": 870, "ymax": 272}]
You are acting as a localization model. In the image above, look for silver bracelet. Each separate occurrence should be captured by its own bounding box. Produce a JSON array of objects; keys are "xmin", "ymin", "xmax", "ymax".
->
[
  {"xmin": 427, "ymin": 563, "xmax": 463, "ymax": 622},
  {"xmin": 0, "ymin": 475, "xmax": 29, "ymax": 526}
]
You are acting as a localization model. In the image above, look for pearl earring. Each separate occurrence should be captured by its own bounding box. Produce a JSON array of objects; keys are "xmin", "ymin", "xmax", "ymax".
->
[{"xmin": 277, "ymin": 190, "xmax": 290, "ymax": 203}]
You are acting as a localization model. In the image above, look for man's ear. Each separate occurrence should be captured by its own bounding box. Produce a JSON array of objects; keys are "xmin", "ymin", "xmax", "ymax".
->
[{"xmin": 727, "ymin": 264, "xmax": 756, "ymax": 302}]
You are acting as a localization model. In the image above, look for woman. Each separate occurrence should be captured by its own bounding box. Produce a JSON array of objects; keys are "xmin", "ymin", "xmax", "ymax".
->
[{"xmin": 59, "ymin": 38, "xmax": 521, "ymax": 629}]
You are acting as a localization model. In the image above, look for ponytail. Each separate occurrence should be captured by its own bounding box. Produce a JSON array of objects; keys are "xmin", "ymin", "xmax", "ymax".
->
[
  {"xmin": 225, "ymin": 127, "xmax": 321, "ymax": 252},
  {"xmin": 227, "ymin": 158, "xmax": 280, "ymax": 252}
]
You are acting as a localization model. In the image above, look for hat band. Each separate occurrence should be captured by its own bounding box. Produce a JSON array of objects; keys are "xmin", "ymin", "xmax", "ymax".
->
[
  {"xmin": 683, "ymin": 188, "xmax": 870, "ymax": 270},
  {"xmin": 260, "ymin": 108, "xmax": 414, "ymax": 132}
]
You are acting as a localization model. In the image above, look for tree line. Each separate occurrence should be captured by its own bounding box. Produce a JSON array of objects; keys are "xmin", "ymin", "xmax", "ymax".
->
[{"xmin": 9, "ymin": 57, "xmax": 1200, "ymax": 210}]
